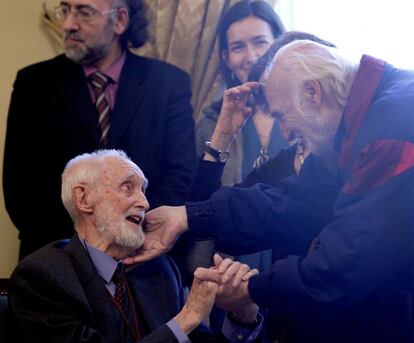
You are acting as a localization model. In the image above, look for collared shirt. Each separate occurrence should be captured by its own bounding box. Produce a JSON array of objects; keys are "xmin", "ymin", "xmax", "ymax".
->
[
  {"xmin": 81, "ymin": 238, "xmax": 119, "ymax": 295},
  {"xmin": 80, "ymin": 238, "xmax": 191, "ymax": 342},
  {"xmin": 79, "ymin": 237, "xmax": 263, "ymax": 343},
  {"xmin": 83, "ymin": 51, "xmax": 126, "ymax": 109},
  {"xmin": 80, "ymin": 238, "xmax": 262, "ymax": 343}
]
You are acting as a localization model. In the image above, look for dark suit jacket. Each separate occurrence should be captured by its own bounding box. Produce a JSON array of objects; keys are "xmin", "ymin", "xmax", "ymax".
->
[
  {"xmin": 8, "ymin": 236, "xmax": 217, "ymax": 343},
  {"xmin": 3, "ymin": 52, "xmax": 196, "ymax": 257}
]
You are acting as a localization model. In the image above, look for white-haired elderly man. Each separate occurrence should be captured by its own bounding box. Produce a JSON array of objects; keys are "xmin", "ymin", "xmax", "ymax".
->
[
  {"xmin": 8, "ymin": 150, "xmax": 261, "ymax": 343},
  {"xmin": 126, "ymin": 36, "xmax": 414, "ymax": 343}
]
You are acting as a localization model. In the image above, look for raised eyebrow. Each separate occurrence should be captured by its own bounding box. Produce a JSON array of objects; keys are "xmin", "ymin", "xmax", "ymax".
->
[
  {"xmin": 252, "ymin": 35, "xmax": 272, "ymax": 41},
  {"xmin": 121, "ymin": 173, "xmax": 136, "ymax": 185},
  {"xmin": 76, "ymin": 4, "xmax": 96, "ymax": 10},
  {"xmin": 228, "ymin": 40, "xmax": 245, "ymax": 47},
  {"xmin": 120, "ymin": 175, "xmax": 148, "ymax": 192}
]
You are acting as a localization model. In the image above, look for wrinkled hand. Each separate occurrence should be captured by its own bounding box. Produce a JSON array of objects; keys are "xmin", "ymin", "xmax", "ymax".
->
[
  {"xmin": 209, "ymin": 82, "xmax": 260, "ymax": 151},
  {"xmin": 194, "ymin": 254, "xmax": 259, "ymax": 323},
  {"xmin": 175, "ymin": 277, "xmax": 219, "ymax": 334},
  {"xmin": 123, "ymin": 206, "xmax": 188, "ymax": 265},
  {"xmin": 214, "ymin": 254, "xmax": 258, "ymax": 286}
]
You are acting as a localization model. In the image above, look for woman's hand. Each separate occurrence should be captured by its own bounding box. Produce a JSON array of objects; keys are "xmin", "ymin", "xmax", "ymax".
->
[{"xmin": 208, "ymin": 82, "xmax": 260, "ymax": 153}]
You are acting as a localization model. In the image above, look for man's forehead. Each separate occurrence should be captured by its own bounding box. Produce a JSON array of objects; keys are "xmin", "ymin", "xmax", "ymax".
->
[{"xmin": 105, "ymin": 158, "xmax": 144, "ymax": 178}]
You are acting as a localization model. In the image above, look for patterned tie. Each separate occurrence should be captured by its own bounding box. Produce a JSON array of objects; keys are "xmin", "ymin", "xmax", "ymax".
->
[
  {"xmin": 89, "ymin": 71, "xmax": 112, "ymax": 147},
  {"xmin": 113, "ymin": 264, "xmax": 126, "ymax": 310}
]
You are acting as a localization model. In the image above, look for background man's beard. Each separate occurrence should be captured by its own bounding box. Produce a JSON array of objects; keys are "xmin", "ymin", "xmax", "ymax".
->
[{"xmin": 64, "ymin": 43, "xmax": 108, "ymax": 65}]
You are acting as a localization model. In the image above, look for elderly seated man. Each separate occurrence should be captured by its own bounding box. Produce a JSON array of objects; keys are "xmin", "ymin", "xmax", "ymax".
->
[{"xmin": 8, "ymin": 149, "xmax": 261, "ymax": 343}]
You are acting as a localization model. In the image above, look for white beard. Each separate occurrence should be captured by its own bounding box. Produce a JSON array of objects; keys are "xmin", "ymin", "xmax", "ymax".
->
[
  {"xmin": 95, "ymin": 203, "xmax": 145, "ymax": 255},
  {"xmin": 289, "ymin": 105, "xmax": 338, "ymax": 156}
]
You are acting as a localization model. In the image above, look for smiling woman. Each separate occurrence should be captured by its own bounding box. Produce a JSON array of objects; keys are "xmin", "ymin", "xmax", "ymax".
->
[
  {"xmin": 223, "ymin": 15, "xmax": 275, "ymax": 84},
  {"xmin": 196, "ymin": 0, "xmax": 286, "ymax": 187},
  {"xmin": 193, "ymin": 0, "xmax": 286, "ymax": 334}
]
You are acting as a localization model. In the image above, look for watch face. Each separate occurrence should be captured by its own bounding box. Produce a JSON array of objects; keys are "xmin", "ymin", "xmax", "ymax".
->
[{"xmin": 219, "ymin": 151, "xmax": 230, "ymax": 162}]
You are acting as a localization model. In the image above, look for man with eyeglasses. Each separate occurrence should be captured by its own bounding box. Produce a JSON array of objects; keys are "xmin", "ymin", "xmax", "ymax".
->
[{"xmin": 3, "ymin": 0, "xmax": 197, "ymax": 260}]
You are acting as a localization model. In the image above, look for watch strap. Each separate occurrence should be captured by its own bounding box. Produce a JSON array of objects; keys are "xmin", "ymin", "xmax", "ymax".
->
[{"xmin": 205, "ymin": 141, "xmax": 230, "ymax": 163}]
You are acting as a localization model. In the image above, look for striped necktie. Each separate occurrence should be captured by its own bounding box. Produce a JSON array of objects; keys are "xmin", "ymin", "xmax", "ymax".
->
[{"xmin": 89, "ymin": 71, "xmax": 112, "ymax": 147}]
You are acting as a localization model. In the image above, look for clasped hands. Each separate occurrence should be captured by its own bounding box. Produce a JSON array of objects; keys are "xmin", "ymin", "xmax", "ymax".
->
[
  {"xmin": 195, "ymin": 254, "xmax": 260, "ymax": 324},
  {"xmin": 122, "ymin": 205, "xmax": 260, "ymax": 332},
  {"xmin": 175, "ymin": 254, "xmax": 259, "ymax": 334}
]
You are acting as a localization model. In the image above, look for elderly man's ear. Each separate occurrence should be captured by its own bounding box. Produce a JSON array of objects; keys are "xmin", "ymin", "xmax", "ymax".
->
[
  {"xmin": 72, "ymin": 185, "xmax": 95, "ymax": 214},
  {"xmin": 304, "ymin": 80, "xmax": 322, "ymax": 108}
]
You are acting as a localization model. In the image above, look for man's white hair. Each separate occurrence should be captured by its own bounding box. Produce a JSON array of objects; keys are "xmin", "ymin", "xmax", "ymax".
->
[
  {"xmin": 61, "ymin": 149, "xmax": 132, "ymax": 224},
  {"xmin": 271, "ymin": 39, "xmax": 358, "ymax": 109}
]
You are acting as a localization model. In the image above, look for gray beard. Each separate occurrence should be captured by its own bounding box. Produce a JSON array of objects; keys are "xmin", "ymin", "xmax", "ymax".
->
[{"xmin": 64, "ymin": 43, "xmax": 108, "ymax": 65}]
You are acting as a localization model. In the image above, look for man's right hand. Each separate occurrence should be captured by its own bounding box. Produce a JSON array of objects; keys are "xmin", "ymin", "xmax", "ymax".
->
[{"xmin": 123, "ymin": 205, "xmax": 188, "ymax": 265}]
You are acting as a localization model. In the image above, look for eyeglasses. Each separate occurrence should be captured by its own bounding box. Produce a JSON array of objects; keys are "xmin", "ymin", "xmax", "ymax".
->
[{"xmin": 53, "ymin": 4, "xmax": 119, "ymax": 23}]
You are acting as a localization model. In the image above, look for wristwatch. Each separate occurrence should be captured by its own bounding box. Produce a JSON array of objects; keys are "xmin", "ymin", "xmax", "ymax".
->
[{"xmin": 205, "ymin": 141, "xmax": 230, "ymax": 163}]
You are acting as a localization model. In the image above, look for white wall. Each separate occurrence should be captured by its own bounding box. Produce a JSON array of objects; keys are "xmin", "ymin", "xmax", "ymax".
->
[
  {"xmin": 0, "ymin": 0, "xmax": 58, "ymax": 277},
  {"xmin": 275, "ymin": 0, "xmax": 414, "ymax": 69}
]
